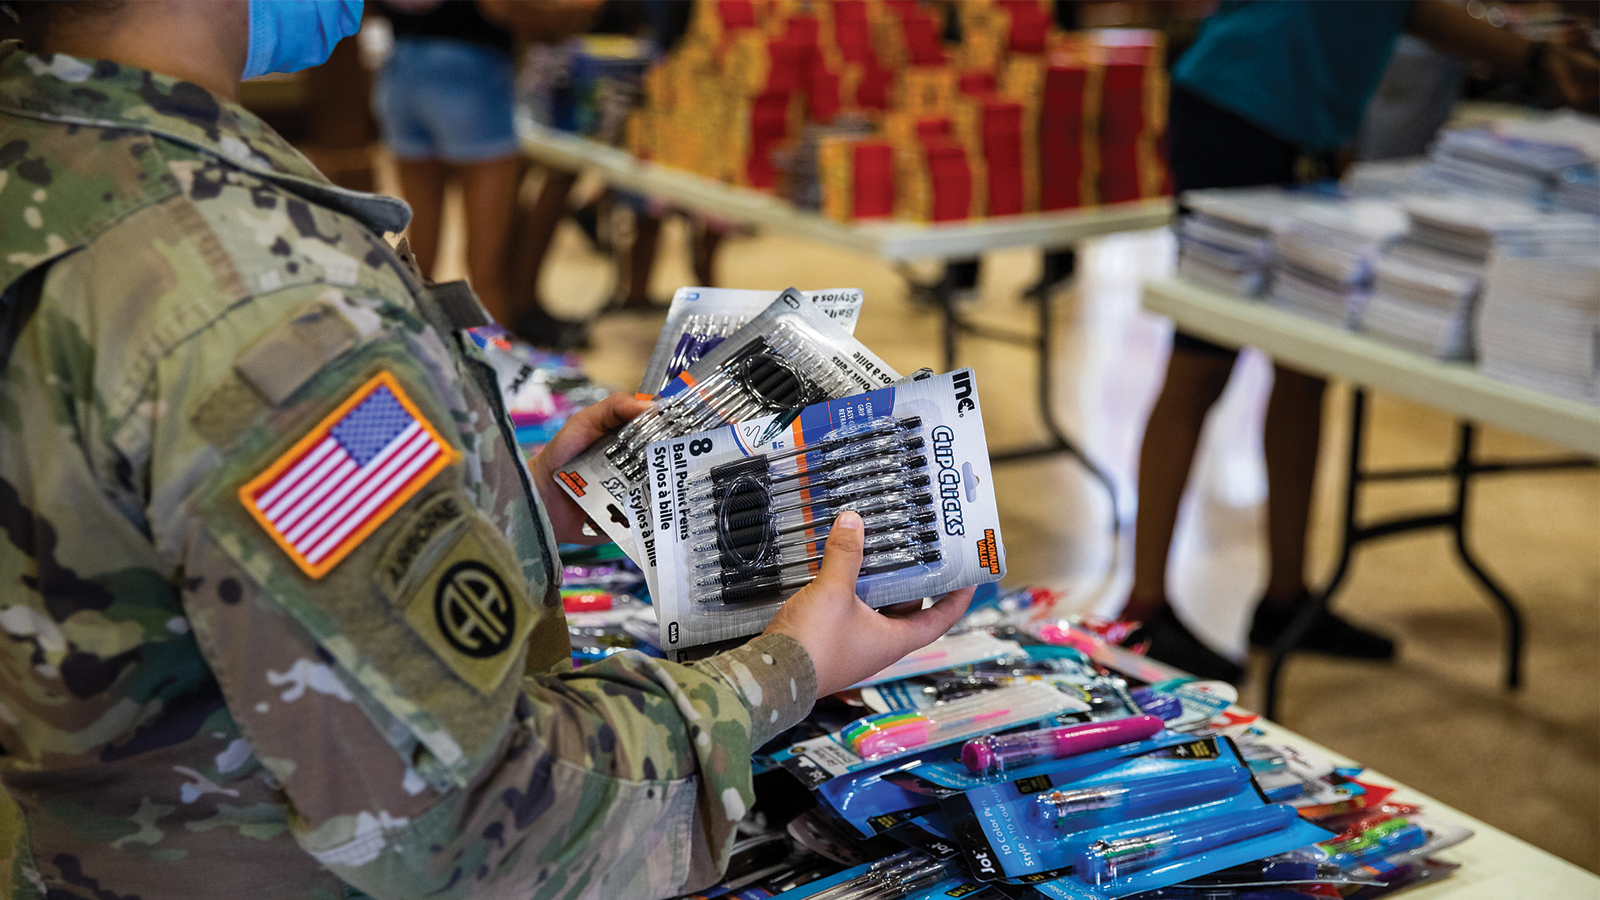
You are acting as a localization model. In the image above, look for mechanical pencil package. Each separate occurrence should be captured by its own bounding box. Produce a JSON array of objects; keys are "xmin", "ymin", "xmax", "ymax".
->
[
  {"xmin": 637, "ymin": 287, "xmax": 866, "ymax": 398},
  {"xmin": 555, "ymin": 288, "xmax": 902, "ymax": 562},
  {"xmin": 646, "ymin": 368, "xmax": 1002, "ymax": 655}
]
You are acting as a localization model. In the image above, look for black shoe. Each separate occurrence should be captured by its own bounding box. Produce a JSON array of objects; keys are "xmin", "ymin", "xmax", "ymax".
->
[
  {"xmin": 511, "ymin": 306, "xmax": 590, "ymax": 351},
  {"xmin": 1249, "ymin": 596, "xmax": 1396, "ymax": 660},
  {"xmin": 1121, "ymin": 606, "xmax": 1244, "ymax": 683}
]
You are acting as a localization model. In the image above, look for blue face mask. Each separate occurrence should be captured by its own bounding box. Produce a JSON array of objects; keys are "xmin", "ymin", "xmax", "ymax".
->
[{"xmin": 242, "ymin": 0, "xmax": 364, "ymax": 80}]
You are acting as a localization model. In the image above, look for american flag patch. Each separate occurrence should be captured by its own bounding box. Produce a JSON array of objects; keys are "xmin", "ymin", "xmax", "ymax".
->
[{"xmin": 240, "ymin": 372, "xmax": 459, "ymax": 579}]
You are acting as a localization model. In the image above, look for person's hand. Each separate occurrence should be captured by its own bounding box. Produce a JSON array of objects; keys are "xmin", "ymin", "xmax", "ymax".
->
[
  {"xmin": 529, "ymin": 393, "xmax": 652, "ymax": 545},
  {"xmin": 763, "ymin": 511, "xmax": 975, "ymax": 696}
]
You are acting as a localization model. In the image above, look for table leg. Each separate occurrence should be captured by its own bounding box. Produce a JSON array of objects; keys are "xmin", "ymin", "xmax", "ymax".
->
[
  {"xmin": 1262, "ymin": 391, "xmax": 1542, "ymax": 720},
  {"xmin": 917, "ymin": 249, "xmax": 1120, "ymax": 525},
  {"xmin": 1449, "ymin": 423, "xmax": 1525, "ymax": 690}
]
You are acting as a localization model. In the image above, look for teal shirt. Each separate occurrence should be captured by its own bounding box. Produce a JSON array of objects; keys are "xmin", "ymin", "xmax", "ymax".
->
[{"xmin": 1173, "ymin": 0, "xmax": 1415, "ymax": 153}]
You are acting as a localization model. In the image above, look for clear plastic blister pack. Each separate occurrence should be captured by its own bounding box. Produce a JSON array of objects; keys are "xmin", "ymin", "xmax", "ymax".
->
[
  {"xmin": 936, "ymin": 737, "xmax": 1334, "ymax": 897},
  {"xmin": 554, "ymin": 288, "xmax": 901, "ymax": 563},
  {"xmin": 645, "ymin": 369, "xmax": 1004, "ymax": 658},
  {"xmin": 637, "ymin": 287, "xmax": 866, "ymax": 397}
]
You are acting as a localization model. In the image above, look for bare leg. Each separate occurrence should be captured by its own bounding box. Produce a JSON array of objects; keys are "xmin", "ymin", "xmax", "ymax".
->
[
  {"xmin": 1249, "ymin": 365, "xmax": 1392, "ymax": 659},
  {"xmin": 1260, "ymin": 364, "xmax": 1326, "ymax": 606},
  {"xmin": 617, "ymin": 209, "xmax": 661, "ymax": 308},
  {"xmin": 455, "ymin": 154, "xmax": 523, "ymax": 325},
  {"xmin": 691, "ymin": 220, "xmax": 724, "ymax": 286},
  {"xmin": 504, "ymin": 167, "xmax": 579, "ymax": 320},
  {"xmin": 1126, "ymin": 344, "xmax": 1237, "ymax": 621},
  {"xmin": 395, "ymin": 157, "xmax": 448, "ymax": 279}
]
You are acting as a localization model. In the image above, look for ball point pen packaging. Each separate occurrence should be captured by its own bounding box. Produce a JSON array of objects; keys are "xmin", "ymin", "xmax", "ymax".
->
[
  {"xmin": 645, "ymin": 368, "xmax": 1004, "ymax": 658},
  {"xmin": 638, "ymin": 287, "xmax": 867, "ymax": 398},
  {"xmin": 554, "ymin": 288, "xmax": 902, "ymax": 563}
]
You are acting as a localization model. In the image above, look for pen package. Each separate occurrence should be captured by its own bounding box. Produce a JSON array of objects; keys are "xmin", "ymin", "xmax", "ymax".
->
[
  {"xmin": 813, "ymin": 727, "xmax": 1197, "ymax": 843},
  {"xmin": 637, "ymin": 287, "xmax": 866, "ymax": 397},
  {"xmin": 861, "ymin": 659, "xmax": 1143, "ymax": 733},
  {"xmin": 852, "ymin": 630, "xmax": 1027, "ymax": 689},
  {"xmin": 646, "ymin": 369, "xmax": 1003, "ymax": 655},
  {"xmin": 774, "ymin": 683, "xmax": 1084, "ymax": 787},
  {"xmin": 1129, "ymin": 679, "xmax": 1240, "ymax": 732},
  {"xmin": 939, "ymin": 736, "xmax": 1329, "ymax": 893},
  {"xmin": 1020, "ymin": 793, "xmax": 1329, "ymax": 898},
  {"xmin": 556, "ymin": 288, "xmax": 902, "ymax": 562}
]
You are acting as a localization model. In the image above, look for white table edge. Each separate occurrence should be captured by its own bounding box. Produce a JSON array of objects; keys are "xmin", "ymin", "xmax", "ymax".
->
[
  {"xmin": 1141, "ymin": 278, "xmax": 1600, "ymax": 457},
  {"xmin": 517, "ymin": 119, "xmax": 1175, "ymax": 261}
]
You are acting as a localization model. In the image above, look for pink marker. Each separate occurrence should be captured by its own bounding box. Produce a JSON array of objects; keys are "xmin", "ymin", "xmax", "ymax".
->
[{"xmin": 960, "ymin": 715, "xmax": 1164, "ymax": 775}]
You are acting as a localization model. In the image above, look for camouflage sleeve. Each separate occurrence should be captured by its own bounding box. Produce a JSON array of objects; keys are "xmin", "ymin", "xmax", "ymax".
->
[{"xmin": 162, "ymin": 282, "xmax": 817, "ymax": 900}]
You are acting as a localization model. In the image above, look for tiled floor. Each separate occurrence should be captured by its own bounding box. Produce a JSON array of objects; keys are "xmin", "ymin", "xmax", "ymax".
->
[{"xmin": 427, "ymin": 171, "xmax": 1600, "ymax": 873}]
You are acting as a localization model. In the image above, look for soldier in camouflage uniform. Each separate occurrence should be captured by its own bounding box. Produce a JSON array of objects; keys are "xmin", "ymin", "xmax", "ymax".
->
[{"xmin": 0, "ymin": 4, "xmax": 972, "ymax": 899}]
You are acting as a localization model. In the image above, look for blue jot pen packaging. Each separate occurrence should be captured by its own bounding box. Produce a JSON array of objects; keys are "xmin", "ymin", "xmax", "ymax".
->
[
  {"xmin": 808, "ymin": 728, "xmax": 1195, "ymax": 841},
  {"xmin": 937, "ymin": 736, "xmax": 1332, "ymax": 896},
  {"xmin": 646, "ymin": 367, "xmax": 1004, "ymax": 657}
]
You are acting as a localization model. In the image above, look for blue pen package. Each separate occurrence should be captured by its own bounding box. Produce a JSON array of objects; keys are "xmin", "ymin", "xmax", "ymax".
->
[
  {"xmin": 647, "ymin": 368, "xmax": 1004, "ymax": 655},
  {"xmin": 1022, "ymin": 800, "xmax": 1331, "ymax": 899},
  {"xmin": 810, "ymin": 723, "xmax": 1196, "ymax": 842},
  {"xmin": 937, "ymin": 736, "xmax": 1329, "ymax": 890},
  {"xmin": 638, "ymin": 287, "xmax": 866, "ymax": 397}
]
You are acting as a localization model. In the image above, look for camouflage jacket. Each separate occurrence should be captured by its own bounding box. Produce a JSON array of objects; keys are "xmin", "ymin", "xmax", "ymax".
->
[{"xmin": 0, "ymin": 42, "xmax": 815, "ymax": 900}]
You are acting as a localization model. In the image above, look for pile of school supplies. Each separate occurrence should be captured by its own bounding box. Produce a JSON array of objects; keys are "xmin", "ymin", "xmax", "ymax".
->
[
  {"xmin": 670, "ymin": 590, "xmax": 1474, "ymax": 899},
  {"xmin": 616, "ymin": 0, "xmax": 1168, "ymax": 222}
]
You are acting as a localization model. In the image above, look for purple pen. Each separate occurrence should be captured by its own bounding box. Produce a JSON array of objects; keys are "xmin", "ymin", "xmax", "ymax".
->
[{"xmin": 960, "ymin": 715, "xmax": 1164, "ymax": 775}]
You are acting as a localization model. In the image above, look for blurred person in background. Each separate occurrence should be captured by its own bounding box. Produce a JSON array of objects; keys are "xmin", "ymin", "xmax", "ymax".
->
[
  {"xmin": 1119, "ymin": 0, "xmax": 1599, "ymax": 682},
  {"xmin": 372, "ymin": 0, "xmax": 595, "ymax": 329},
  {"xmin": 505, "ymin": 0, "xmax": 723, "ymax": 340}
]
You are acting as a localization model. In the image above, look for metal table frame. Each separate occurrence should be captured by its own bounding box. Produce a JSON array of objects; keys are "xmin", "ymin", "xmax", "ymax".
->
[{"xmin": 1142, "ymin": 278, "xmax": 1600, "ymax": 720}]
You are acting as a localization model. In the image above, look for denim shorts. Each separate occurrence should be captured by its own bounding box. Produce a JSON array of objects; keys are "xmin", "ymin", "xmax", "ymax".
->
[{"xmin": 374, "ymin": 37, "xmax": 518, "ymax": 163}]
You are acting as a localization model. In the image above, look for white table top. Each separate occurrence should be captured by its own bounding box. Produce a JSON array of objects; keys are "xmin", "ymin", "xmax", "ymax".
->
[
  {"xmin": 517, "ymin": 119, "xmax": 1174, "ymax": 261},
  {"xmin": 1251, "ymin": 720, "xmax": 1600, "ymax": 898},
  {"xmin": 1141, "ymin": 278, "xmax": 1600, "ymax": 457}
]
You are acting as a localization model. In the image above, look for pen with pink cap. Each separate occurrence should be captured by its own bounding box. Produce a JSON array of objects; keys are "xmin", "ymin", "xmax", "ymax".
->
[{"xmin": 960, "ymin": 715, "xmax": 1165, "ymax": 775}]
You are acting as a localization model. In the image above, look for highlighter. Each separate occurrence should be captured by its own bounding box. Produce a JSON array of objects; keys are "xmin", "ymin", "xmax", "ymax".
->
[{"xmin": 961, "ymin": 715, "xmax": 1164, "ymax": 775}]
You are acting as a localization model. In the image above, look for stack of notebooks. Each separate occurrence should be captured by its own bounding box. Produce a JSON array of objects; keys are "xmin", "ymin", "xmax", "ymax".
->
[
  {"xmin": 1176, "ymin": 188, "xmax": 1324, "ymax": 297},
  {"xmin": 1347, "ymin": 112, "xmax": 1600, "ymax": 210},
  {"xmin": 1477, "ymin": 251, "xmax": 1600, "ymax": 403},
  {"xmin": 1267, "ymin": 200, "xmax": 1408, "ymax": 327},
  {"xmin": 1359, "ymin": 196, "xmax": 1600, "ymax": 360},
  {"xmin": 1551, "ymin": 164, "xmax": 1600, "ymax": 216},
  {"xmin": 1414, "ymin": 127, "xmax": 1591, "ymax": 202}
]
